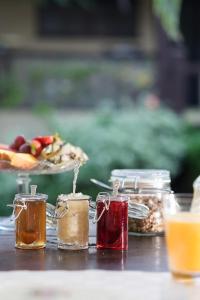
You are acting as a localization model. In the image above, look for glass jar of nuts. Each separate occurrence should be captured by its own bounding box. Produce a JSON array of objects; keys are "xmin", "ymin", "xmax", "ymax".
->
[{"xmin": 110, "ymin": 169, "xmax": 172, "ymax": 236}]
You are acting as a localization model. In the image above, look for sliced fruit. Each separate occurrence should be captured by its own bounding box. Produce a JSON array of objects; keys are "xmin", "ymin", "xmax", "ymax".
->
[
  {"xmin": 0, "ymin": 144, "xmax": 10, "ymax": 150},
  {"xmin": 10, "ymin": 153, "xmax": 39, "ymax": 170},
  {"xmin": 31, "ymin": 140, "xmax": 42, "ymax": 157},
  {"xmin": 34, "ymin": 136, "xmax": 54, "ymax": 147},
  {"xmin": 41, "ymin": 143, "xmax": 62, "ymax": 160},
  {"xmin": 0, "ymin": 149, "xmax": 15, "ymax": 161},
  {"xmin": 10, "ymin": 135, "xmax": 26, "ymax": 151},
  {"xmin": 40, "ymin": 135, "xmax": 63, "ymax": 160},
  {"xmin": 19, "ymin": 143, "xmax": 31, "ymax": 154}
]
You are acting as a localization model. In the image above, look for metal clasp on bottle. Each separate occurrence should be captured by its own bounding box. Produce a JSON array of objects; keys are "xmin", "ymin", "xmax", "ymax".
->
[
  {"xmin": 122, "ymin": 176, "xmax": 140, "ymax": 193},
  {"xmin": 92, "ymin": 192, "xmax": 110, "ymax": 224},
  {"xmin": 8, "ymin": 198, "xmax": 27, "ymax": 221}
]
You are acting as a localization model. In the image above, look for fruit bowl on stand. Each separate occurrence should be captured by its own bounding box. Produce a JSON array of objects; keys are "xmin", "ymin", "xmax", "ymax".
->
[{"xmin": 0, "ymin": 134, "xmax": 88, "ymax": 231}]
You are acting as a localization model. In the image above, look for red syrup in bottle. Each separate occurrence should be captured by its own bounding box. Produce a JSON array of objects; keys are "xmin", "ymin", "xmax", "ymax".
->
[{"xmin": 96, "ymin": 195, "xmax": 128, "ymax": 250}]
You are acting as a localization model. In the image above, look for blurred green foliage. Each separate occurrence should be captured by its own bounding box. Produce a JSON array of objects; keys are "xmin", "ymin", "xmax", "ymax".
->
[
  {"xmin": 153, "ymin": 0, "xmax": 182, "ymax": 40},
  {"xmin": 0, "ymin": 102, "xmax": 187, "ymax": 216},
  {"xmin": 184, "ymin": 126, "xmax": 200, "ymax": 180},
  {"xmin": 0, "ymin": 74, "xmax": 24, "ymax": 108},
  {"xmin": 49, "ymin": 102, "xmax": 186, "ymax": 178},
  {"xmin": 30, "ymin": 63, "xmax": 98, "ymax": 83},
  {"xmin": 0, "ymin": 173, "xmax": 16, "ymax": 216},
  {"xmin": 0, "ymin": 59, "xmax": 153, "ymax": 109}
]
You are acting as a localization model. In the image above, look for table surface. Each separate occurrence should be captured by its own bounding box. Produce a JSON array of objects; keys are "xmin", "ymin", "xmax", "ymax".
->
[{"xmin": 0, "ymin": 233, "xmax": 168, "ymax": 271}]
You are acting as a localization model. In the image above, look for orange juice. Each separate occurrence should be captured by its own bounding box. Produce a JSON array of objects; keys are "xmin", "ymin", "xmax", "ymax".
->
[{"xmin": 165, "ymin": 212, "xmax": 200, "ymax": 276}]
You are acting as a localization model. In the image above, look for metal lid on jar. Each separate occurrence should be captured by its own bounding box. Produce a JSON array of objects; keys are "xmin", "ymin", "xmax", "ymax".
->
[
  {"xmin": 110, "ymin": 169, "xmax": 171, "ymax": 190},
  {"xmin": 57, "ymin": 193, "xmax": 90, "ymax": 202}
]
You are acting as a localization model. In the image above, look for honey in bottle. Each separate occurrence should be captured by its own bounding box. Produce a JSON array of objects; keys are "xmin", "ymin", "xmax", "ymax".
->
[{"xmin": 14, "ymin": 185, "xmax": 47, "ymax": 249}]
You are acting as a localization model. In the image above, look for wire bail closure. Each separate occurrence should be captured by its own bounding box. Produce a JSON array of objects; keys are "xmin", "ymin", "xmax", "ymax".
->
[
  {"xmin": 113, "ymin": 179, "xmax": 120, "ymax": 196},
  {"xmin": 8, "ymin": 184, "xmax": 38, "ymax": 221},
  {"xmin": 8, "ymin": 198, "xmax": 27, "ymax": 221},
  {"xmin": 122, "ymin": 176, "xmax": 140, "ymax": 193},
  {"xmin": 93, "ymin": 192, "xmax": 110, "ymax": 224}
]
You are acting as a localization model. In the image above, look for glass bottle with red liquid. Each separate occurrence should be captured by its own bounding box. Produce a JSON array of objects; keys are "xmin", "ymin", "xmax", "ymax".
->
[{"xmin": 95, "ymin": 193, "xmax": 129, "ymax": 250}]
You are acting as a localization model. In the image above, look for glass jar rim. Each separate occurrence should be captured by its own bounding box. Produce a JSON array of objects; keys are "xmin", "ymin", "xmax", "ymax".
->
[
  {"xmin": 120, "ymin": 188, "xmax": 172, "ymax": 195},
  {"xmin": 14, "ymin": 193, "xmax": 48, "ymax": 201},
  {"xmin": 97, "ymin": 193, "xmax": 129, "ymax": 202},
  {"xmin": 110, "ymin": 169, "xmax": 171, "ymax": 189},
  {"xmin": 57, "ymin": 193, "xmax": 90, "ymax": 202},
  {"xmin": 110, "ymin": 169, "xmax": 170, "ymax": 182}
]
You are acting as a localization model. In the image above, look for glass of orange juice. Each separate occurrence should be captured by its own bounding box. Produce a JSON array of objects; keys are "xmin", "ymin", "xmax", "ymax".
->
[{"xmin": 164, "ymin": 193, "xmax": 200, "ymax": 279}]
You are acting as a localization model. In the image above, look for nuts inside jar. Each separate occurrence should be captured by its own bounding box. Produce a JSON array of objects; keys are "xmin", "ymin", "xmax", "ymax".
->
[{"xmin": 128, "ymin": 194, "xmax": 164, "ymax": 235}]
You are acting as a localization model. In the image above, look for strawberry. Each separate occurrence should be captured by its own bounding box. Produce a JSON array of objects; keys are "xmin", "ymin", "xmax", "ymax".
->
[
  {"xmin": 34, "ymin": 136, "xmax": 54, "ymax": 147},
  {"xmin": 10, "ymin": 135, "xmax": 26, "ymax": 151},
  {"xmin": 30, "ymin": 140, "xmax": 42, "ymax": 157}
]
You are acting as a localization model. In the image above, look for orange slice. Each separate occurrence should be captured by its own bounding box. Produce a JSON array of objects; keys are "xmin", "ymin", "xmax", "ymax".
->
[
  {"xmin": 11, "ymin": 153, "xmax": 39, "ymax": 170},
  {"xmin": 0, "ymin": 149, "xmax": 15, "ymax": 162}
]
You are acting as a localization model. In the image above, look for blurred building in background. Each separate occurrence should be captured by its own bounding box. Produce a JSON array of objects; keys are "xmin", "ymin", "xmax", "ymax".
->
[
  {"xmin": 0, "ymin": 0, "xmax": 199, "ymax": 110},
  {"xmin": 0, "ymin": 0, "xmax": 155, "ymax": 54}
]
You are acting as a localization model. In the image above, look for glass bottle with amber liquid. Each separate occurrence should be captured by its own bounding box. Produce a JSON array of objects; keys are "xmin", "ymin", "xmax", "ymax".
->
[{"xmin": 14, "ymin": 185, "xmax": 47, "ymax": 249}]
